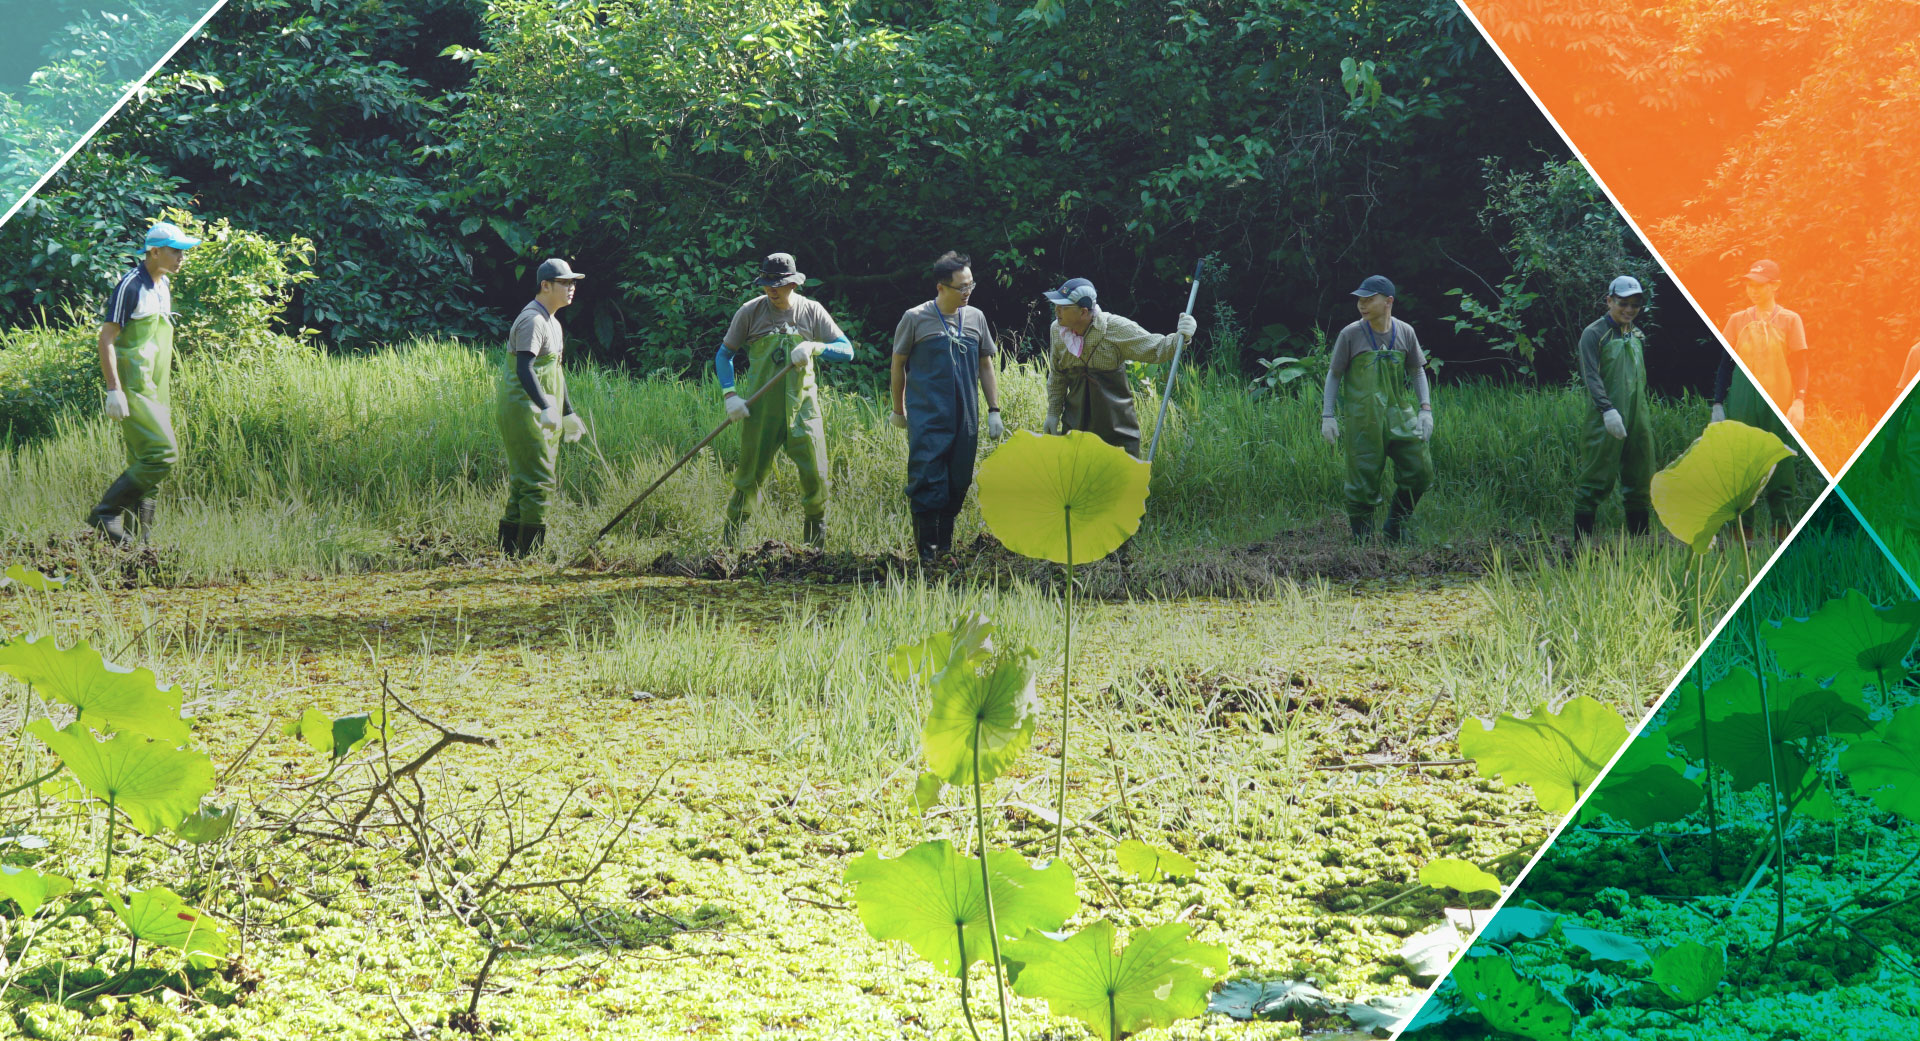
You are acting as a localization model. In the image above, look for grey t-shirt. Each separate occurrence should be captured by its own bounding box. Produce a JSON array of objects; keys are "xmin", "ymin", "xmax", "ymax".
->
[
  {"xmin": 1322, "ymin": 317, "xmax": 1431, "ymax": 416},
  {"xmin": 507, "ymin": 300, "xmax": 563, "ymax": 358},
  {"xmin": 723, "ymin": 294, "xmax": 845, "ymax": 349},
  {"xmin": 892, "ymin": 302, "xmax": 996, "ymax": 357}
]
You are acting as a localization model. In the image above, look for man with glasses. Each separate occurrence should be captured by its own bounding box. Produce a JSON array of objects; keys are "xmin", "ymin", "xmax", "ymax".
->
[
  {"xmin": 497, "ymin": 258, "xmax": 588, "ymax": 558},
  {"xmin": 1572, "ymin": 275, "xmax": 1655, "ymax": 539},
  {"xmin": 716, "ymin": 252, "xmax": 854, "ymax": 550},
  {"xmin": 890, "ymin": 251, "xmax": 1004, "ymax": 563},
  {"xmin": 1042, "ymin": 276, "xmax": 1197, "ymax": 458}
]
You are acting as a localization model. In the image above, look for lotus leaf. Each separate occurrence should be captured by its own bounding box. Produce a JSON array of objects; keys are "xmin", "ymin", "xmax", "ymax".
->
[
  {"xmin": 1763, "ymin": 590, "xmax": 1920, "ymax": 693},
  {"xmin": 843, "ymin": 840, "xmax": 1077, "ymax": 977},
  {"xmin": 1458, "ymin": 696, "xmax": 1626, "ymax": 814},
  {"xmin": 1581, "ymin": 732, "xmax": 1702, "ymax": 828},
  {"xmin": 282, "ymin": 708, "xmax": 386, "ymax": 760},
  {"xmin": 1449, "ymin": 954, "xmax": 1575, "ymax": 1041},
  {"xmin": 112, "ymin": 886, "xmax": 229, "ymax": 967},
  {"xmin": 922, "ymin": 640, "xmax": 1039, "ymax": 787},
  {"xmin": 976, "ymin": 430, "xmax": 1151, "ymax": 564},
  {"xmin": 174, "ymin": 803, "xmax": 238, "ymax": 844},
  {"xmin": 1648, "ymin": 420, "xmax": 1794, "ymax": 553},
  {"xmin": 1005, "ymin": 921, "xmax": 1227, "ymax": 1040},
  {"xmin": 0, "ymin": 865, "xmax": 72, "ymax": 916},
  {"xmin": 1116, "ymin": 839, "xmax": 1197, "ymax": 883},
  {"xmin": 0, "ymin": 635, "xmax": 188, "ymax": 745},
  {"xmin": 0, "ymin": 565, "xmax": 64, "ymax": 591},
  {"xmin": 1418, "ymin": 858, "xmax": 1501, "ymax": 895},
  {"xmin": 26, "ymin": 719, "xmax": 213, "ymax": 835},
  {"xmin": 1839, "ymin": 703, "xmax": 1920, "ymax": 820},
  {"xmin": 1651, "ymin": 941, "xmax": 1724, "ymax": 1005},
  {"xmin": 912, "ymin": 772, "xmax": 944, "ymax": 812}
]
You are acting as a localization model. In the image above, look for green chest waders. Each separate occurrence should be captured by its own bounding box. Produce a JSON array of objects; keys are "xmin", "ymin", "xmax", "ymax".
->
[
  {"xmin": 1573, "ymin": 326, "xmax": 1654, "ymax": 520},
  {"xmin": 724, "ymin": 331, "xmax": 829, "ymax": 540},
  {"xmin": 1337, "ymin": 347, "xmax": 1433, "ymax": 522},
  {"xmin": 497, "ymin": 351, "xmax": 567, "ymax": 528},
  {"xmin": 89, "ymin": 311, "xmax": 181, "ymax": 542},
  {"xmin": 1061, "ymin": 361, "xmax": 1142, "ymax": 459}
]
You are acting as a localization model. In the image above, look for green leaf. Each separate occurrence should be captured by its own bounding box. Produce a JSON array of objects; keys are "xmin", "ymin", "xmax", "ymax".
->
[
  {"xmin": 1764, "ymin": 591, "xmax": 1920, "ymax": 693},
  {"xmin": 1006, "ymin": 921, "xmax": 1227, "ymax": 1041},
  {"xmin": 923, "ymin": 633, "xmax": 1039, "ymax": 788},
  {"xmin": 843, "ymin": 840, "xmax": 1077, "ymax": 977},
  {"xmin": 1651, "ymin": 941, "xmax": 1724, "ymax": 1005},
  {"xmin": 26, "ymin": 720, "xmax": 214, "ymax": 836},
  {"xmin": 1418, "ymin": 858, "xmax": 1501, "ymax": 895},
  {"xmin": 112, "ymin": 886, "xmax": 230, "ymax": 967},
  {"xmin": 1649, "ymin": 420, "xmax": 1795, "ymax": 552},
  {"xmin": 1449, "ymin": 954, "xmax": 1574, "ymax": 1041},
  {"xmin": 1, "ymin": 565, "xmax": 64, "ymax": 591},
  {"xmin": 1457, "ymin": 697, "xmax": 1626, "ymax": 814},
  {"xmin": 1116, "ymin": 839, "xmax": 1197, "ymax": 883},
  {"xmin": 977, "ymin": 430, "xmax": 1152, "ymax": 564},
  {"xmin": 0, "ymin": 635, "xmax": 189, "ymax": 745},
  {"xmin": 912, "ymin": 772, "xmax": 944, "ymax": 811},
  {"xmin": 281, "ymin": 708, "xmax": 385, "ymax": 760},
  {"xmin": 0, "ymin": 865, "xmax": 72, "ymax": 916},
  {"xmin": 1840, "ymin": 703, "xmax": 1920, "ymax": 820},
  {"xmin": 1581, "ymin": 732, "xmax": 1702, "ymax": 828},
  {"xmin": 174, "ymin": 803, "xmax": 238, "ymax": 845},
  {"xmin": 1561, "ymin": 924, "xmax": 1650, "ymax": 966}
]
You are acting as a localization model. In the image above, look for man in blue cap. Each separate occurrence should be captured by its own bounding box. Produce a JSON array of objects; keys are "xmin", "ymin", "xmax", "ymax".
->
[
  {"xmin": 1320, "ymin": 275, "xmax": 1434, "ymax": 540},
  {"xmin": 89, "ymin": 219, "xmax": 201, "ymax": 548},
  {"xmin": 497, "ymin": 258, "xmax": 589, "ymax": 558},
  {"xmin": 1042, "ymin": 276, "xmax": 1196, "ymax": 458},
  {"xmin": 1572, "ymin": 275, "xmax": 1655, "ymax": 538}
]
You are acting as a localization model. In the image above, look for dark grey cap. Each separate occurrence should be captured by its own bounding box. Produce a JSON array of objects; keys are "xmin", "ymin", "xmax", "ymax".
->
[
  {"xmin": 537, "ymin": 258, "xmax": 585, "ymax": 283},
  {"xmin": 1043, "ymin": 277, "xmax": 1098, "ymax": 309},
  {"xmin": 1351, "ymin": 275, "xmax": 1395, "ymax": 298}
]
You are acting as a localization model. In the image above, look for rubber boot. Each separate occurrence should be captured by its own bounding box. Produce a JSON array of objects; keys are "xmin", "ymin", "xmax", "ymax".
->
[
  {"xmin": 499, "ymin": 520, "xmax": 519, "ymax": 557},
  {"xmin": 803, "ymin": 514, "xmax": 825, "ymax": 552},
  {"xmin": 1348, "ymin": 514, "xmax": 1372, "ymax": 542},
  {"xmin": 133, "ymin": 497, "xmax": 156, "ymax": 544},
  {"xmin": 517, "ymin": 524, "xmax": 546, "ymax": 557},
  {"xmin": 1624, "ymin": 509, "xmax": 1651, "ymax": 537},
  {"xmin": 1382, "ymin": 491, "xmax": 1415, "ymax": 543},
  {"xmin": 87, "ymin": 474, "xmax": 143, "ymax": 549},
  {"xmin": 721, "ymin": 517, "xmax": 741, "ymax": 549},
  {"xmin": 1572, "ymin": 511, "xmax": 1596, "ymax": 540},
  {"xmin": 911, "ymin": 512, "xmax": 938, "ymax": 564},
  {"xmin": 938, "ymin": 511, "xmax": 961, "ymax": 558}
]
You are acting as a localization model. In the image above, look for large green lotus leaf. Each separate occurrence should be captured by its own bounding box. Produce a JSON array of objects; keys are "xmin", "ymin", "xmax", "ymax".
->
[
  {"xmin": 1763, "ymin": 591, "xmax": 1920, "ymax": 693},
  {"xmin": 843, "ymin": 840, "xmax": 1078, "ymax": 977},
  {"xmin": 1665, "ymin": 670, "xmax": 1761, "ymax": 761},
  {"xmin": 1651, "ymin": 941, "xmax": 1724, "ymax": 1006},
  {"xmin": 1, "ymin": 565, "xmax": 64, "ymax": 592},
  {"xmin": 1458, "ymin": 697, "xmax": 1626, "ymax": 814},
  {"xmin": 923, "ymin": 639, "xmax": 1039, "ymax": 787},
  {"xmin": 1450, "ymin": 954, "xmax": 1575, "ymax": 1041},
  {"xmin": 1581, "ymin": 732, "xmax": 1702, "ymax": 828},
  {"xmin": 0, "ymin": 635, "xmax": 189, "ymax": 745},
  {"xmin": 1418, "ymin": 858, "xmax": 1501, "ymax": 895},
  {"xmin": 1116, "ymin": 839, "xmax": 1197, "ymax": 883},
  {"xmin": 976, "ymin": 430, "xmax": 1151, "ymax": 564},
  {"xmin": 0, "ymin": 865, "xmax": 72, "ymax": 916},
  {"xmin": 1005, "ymin": 921, "xmax": 1227, "ymax": 1041},
  {"xmin": 281, "ymin": 708, "xmax": 386, "ymax": 760},
  {"xmin": 112, "ymin": 887, "xmax": 229, "ymax": 968},
  {"xmin": 1840, "ymin": 704, "xmax": 1920, "ymax": 820},
  {"xmin": 26, "ymin": 720, "xmax": 213, "ymax": 836},
  {"xmin": 174, "ymin": 803, "xmax": 238, "ymax": 845},
  {"xmin": 1649, "ymin": 420, "xmax": 1794, "ymax": 553}
]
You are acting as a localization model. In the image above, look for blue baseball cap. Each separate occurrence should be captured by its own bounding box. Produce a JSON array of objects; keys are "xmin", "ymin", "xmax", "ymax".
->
[
  {"xmin": 1043, "ymin": 277, "xmax": 1098, "ymax": 310},
  {"xmin": 142, "ymin": 221, "xmax": 201, "ymax": 251},
  {"xmin": 1351, "ymin": 275, "xmax": 1395, "ymax": 298},
  {"xmin": 1609, "ymin": 275, "xmax": 1645, "ymax": 298}
]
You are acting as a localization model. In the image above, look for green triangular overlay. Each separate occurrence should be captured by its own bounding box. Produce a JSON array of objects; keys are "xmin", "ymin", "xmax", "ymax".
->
[
  {"xmin": 0, "ymin": 1, "xmax": 229, "ymax": 228},
  {"xmin": 1405, "ymin": 495, "xmax": 1920, "ymax": 1039}
]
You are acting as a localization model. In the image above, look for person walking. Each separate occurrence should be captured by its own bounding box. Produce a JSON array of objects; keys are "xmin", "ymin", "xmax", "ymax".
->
[
  {"xmin": 1319, "ymin": 275, "xmax": 1435, "ymax": 540},
  {"xmin": 497, "ymin": 258, "xmax": 588, "ymax": 558},
  {"xmin": 1709, "ymin": 259, "xmax": 1808, "ymax": 538}
]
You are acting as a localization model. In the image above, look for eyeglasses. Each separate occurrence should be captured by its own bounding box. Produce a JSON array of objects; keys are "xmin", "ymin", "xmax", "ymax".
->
[{"xmin": 943, "ymin": 281, "xmax": 976, "ymax": 294}]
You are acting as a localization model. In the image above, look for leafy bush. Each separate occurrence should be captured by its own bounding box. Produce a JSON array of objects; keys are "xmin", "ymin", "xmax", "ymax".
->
[
  {"xmin": 160, "ymin": 208, "xmax": 317, "ymax": 363},
  {"xmin": 0, "ymin": 324, "xmax": 96, "ymax": 442}
]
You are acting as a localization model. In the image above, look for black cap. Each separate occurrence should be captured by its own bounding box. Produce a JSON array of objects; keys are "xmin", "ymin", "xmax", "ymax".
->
[
  {"xmin": 1351, "ymin": 275, "xmax": 1395, "ymax": 298},
  {"xmin": 537, "ymin": 258, "xmax": 585, "ymax": 283},
  {"xmin": 755, "ymin": 253, "xmax": 805, "ymax": 287}
]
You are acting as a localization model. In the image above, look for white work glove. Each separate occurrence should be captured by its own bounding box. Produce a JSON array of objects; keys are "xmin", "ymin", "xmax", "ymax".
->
[
  {"xmin": 1176, "ymin": 313, "xmax": 1197, "ymax": 342},
  {"xmin": 1415, "ymin": 409, "xmax": 1433, "ymax": 441},
  {"xmin": 987, "ymin": 411, "xmax": 1004, "ymax": 438},
  {"xmin": 562, "ymin": 413, "xmax": 586, "ymax": 443},
  {"xmin": 1709, "ymin": 403, "xmax": 1725, "ymax": 424},
  {"xmin": 1602, "ymin": 408, "xmax": 1627, "ymax": 440},
  {"xmin": 1044, "ymin": 412, "xmax": 1062, "ymax": 435},
  {"xmin": 104, "ymin": 390, "xmax": 130, "ymax": 420},
  {"xmin": 1788, "ymin": 399, "xmax": 1805, "ymax": 426},
  {"xmin": 789, "ymin": 341, "xmax": 824, "ymax": 366},
  {"xmin": 1321, "ymin": 416, "xmax": 1339, "ymax": 446},
  {"xmin": 539, "ymin": 402, "xmax": 562, "ymax": 432},
  {"xmin": 725, "ymin": 394, "xmax": 751, "ymax": 423},
  {"xmin": 890, "ymin": 412, "xmax": 908, "ymax": 430}
]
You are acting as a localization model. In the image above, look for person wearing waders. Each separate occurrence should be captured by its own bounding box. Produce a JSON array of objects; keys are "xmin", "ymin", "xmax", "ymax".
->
[
  {"xmin": 1708, "ymin": 259, "xmax": 1808, "ymax": 539},
  {"xmin": 497, "ymin": 258, "xmax": 588, "ymax": 558},
  {"xmin": 89, "ymin": 220, "xmax": 201, "ymax": 548},
  {"xmin": 1572, "ymin": 275, "xmax": 1655, "ymax": 539},
  {"xmin": 1041, "ymin": 277, "xmax": 1196, "ymax": 458},
  {"xmin": 1320, "ymin": 275, "xmax": 1434, "ymax": 541},
  {"xmin": 889, "ymin": 252, "xmax": 1004, "ymax": 563},
  {"xmin": 716, "ymin": 253, "xmax": 854, "ymax": 550}
]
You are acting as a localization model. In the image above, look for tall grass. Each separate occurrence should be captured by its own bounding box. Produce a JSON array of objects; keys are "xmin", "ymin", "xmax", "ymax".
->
[{"xmin": 2, "ymin": 335, "xmax": 1779, "ymax": 583}]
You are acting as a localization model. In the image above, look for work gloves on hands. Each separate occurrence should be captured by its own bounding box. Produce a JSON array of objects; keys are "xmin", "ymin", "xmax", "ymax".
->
[
  {"xmin": 1710, "ymin": 403, "xmax": 1725, "ymax": 424},
  {"xmin": 725, "ymin": 394, "xmax": 751, "ymax": 423},
  {"xmin": 1415, "ymin": 410, "xmax": 1433, "ymax": 441},
  {"xmin": 1788, "ymin": 399, "xmax": 1805, "ymax": 427},
  {"xmin": 1044, "ymin": 412, "xmax": 1062, "ymax": 435},
  {"xmin": 562, "ymin": 413, "xmax": 586, "ymax": 443},
  {"xmin": 1602, "ymin": 408, "xmax": 1627, "ymax": 440},
  {"xmin": 104, "ymin": 390, "xmax": 130, "ymax": 420},
  {"xmin": 539, "ymin": 403, "xmax": 562, "ymax": 432},
  {"xmin": 890, "ymin": 412, "xmax": 908, "ymax": 430},
  {"xmin": 987, "ymin": 411, "xmax": 1004, "ymax": 438},
  {"xmin": 1320, "ymin": 416, "xmax": 1339, "ymax": 446},
  {"xmin": 1176, "ymin": 313, "xmax": 1197, "ymax": 341},
  {"xmin": 790, "ymin": 341, "xmax": 824, "ymax": 366}
]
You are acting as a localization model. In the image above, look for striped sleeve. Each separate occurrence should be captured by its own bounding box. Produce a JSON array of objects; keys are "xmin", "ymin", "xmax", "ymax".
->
[{"xmin": 102, "ymin": 270, "xmax": 140, "ymax": 327}]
